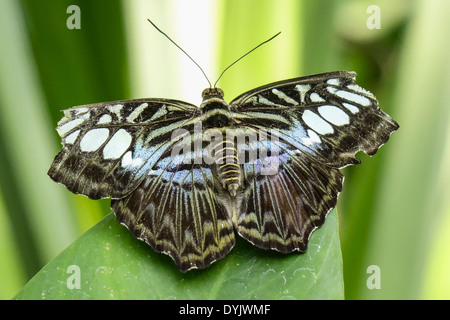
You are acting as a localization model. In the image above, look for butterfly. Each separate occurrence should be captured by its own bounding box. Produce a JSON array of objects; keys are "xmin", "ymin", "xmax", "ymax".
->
[
  {"xmin": 48, "ymin": 21, "xmax": 398, "ymax": 271},
  {"xmin": 48, "ymin": 69, "xmax": 398, "ymax": 272}
]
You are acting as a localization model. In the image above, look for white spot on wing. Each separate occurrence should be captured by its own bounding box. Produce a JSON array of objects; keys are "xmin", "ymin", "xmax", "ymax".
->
[
  {"xmin": 257, "ymin": 95, "xmax": 284, "ymax": 107},
  {"xmin": 318, "ymin": 105, "xmax": 350, "ymax": 126},
  {"xmin": 57, "ymin": 112, "xmax": 90, "ymax": 136},
  {"xmin": 103, "ymin": 129, "xmax": 132, "ymax": 159},
  {"xmin": 295, "ymin": 84, "xmax": 311, "ymax": 104},
  {"xmin": 347, "ymin": 84, "xmax": 375, "ymax": 98},
  {"xmin": 80, "ymin": 128, "xmax": 109, "ymax": 152},
  {"xmin": 149, "ymin": 106, "xmax": 168, "ymax": 121},
  {"xmin": 121, "ymin": 150, "xmax": 143, "ymax": 167},
  {"xmin": 272, "ymin": 89, "xmax": 298, "ymax": 105},
  {"xmin": 127, "ymin": 103, "xmax": 148, "ymax": 122},
  {"xmin": 327, "ymin": 87, "xmax": 371, "ymax": 106},
  {"xmin": 72, "ymin": 107, "xmax": 89, "ymax": 115},
  {"xmin": 302, "ymin": 129, "xmax": 322, "ymax": 146},
  {"xmin": 327, "ymin": 78, "xmax": 340, "ymax": 86},
  {"xmin": 310, "ymin": 92, "xmax": 325, "ymax": 103},
  {"xmin": 107, "ymin": 104, "xmax": 124, "ymax": 120},
  {"xmin": 238, "ymin": 111, "xmax": 291, "ymax": 125},
  {"xmin": 342, "ymin": 102, "xmax": 359, "ymax": 114},
  {"xmin": 338, "ymin": 90, "xmax": 371, "ymax": 106},
  {"xmin": 308, "ymin": 129, "xmax": 321, "ymax": 143},
  {"xmin": 97, "ymin": 114, "xmax": 112, "ymax": 124},
  {"xmin": 64, "ymin": 129, "xmax": 80, "ymax": 144},
  {"xmin": 302, "ymin": 110, "xmax": 334, "ymax": 135},
  {"xmin": 121, "ymin": 150, "xmax": 132, "ymax": 166}
]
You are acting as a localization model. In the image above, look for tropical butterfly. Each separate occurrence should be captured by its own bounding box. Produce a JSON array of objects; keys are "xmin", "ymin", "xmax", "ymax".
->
[{"xmin": 48, "ymin": 21, "xmax": 398, "ymax": 272}]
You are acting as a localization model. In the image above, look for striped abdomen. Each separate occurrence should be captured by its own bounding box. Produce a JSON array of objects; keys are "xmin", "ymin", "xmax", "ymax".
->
[{"xmin": 214, "ymin": 138, "xmax": 241, "ymax": 197}]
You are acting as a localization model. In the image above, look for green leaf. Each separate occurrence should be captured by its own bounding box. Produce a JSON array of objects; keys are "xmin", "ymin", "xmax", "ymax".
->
[{"xmin": 15, "ymin": 209, "xmax": 343, "ymax": 300}]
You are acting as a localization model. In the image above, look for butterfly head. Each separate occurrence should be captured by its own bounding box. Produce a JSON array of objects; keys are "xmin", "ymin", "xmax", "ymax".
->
[
  {"xmin": 201, "ymin": 88, "xmax": 224, "ymax": 100},
  {"xmin": 200, "ymin": 88, "xmax": 227, "ymax": 113}
]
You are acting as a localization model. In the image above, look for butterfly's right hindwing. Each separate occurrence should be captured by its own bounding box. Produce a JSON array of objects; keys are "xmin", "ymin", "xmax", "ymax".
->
[{"xmin": 48, "ymin": 98, "xmax": 198, "ymax": 200}]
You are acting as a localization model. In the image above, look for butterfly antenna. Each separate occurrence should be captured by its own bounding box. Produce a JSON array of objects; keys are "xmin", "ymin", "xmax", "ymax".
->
[
  {"xmin": 213, "ymin": 31, "xmax": 281, "ymax": 88},
  {"xmin": 147, "ymin": 19, "xmax": 212, "ymax": 88}
]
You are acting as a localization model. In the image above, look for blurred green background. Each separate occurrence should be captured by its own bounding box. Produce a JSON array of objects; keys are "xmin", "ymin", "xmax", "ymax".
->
[{"xmin": 0, "ymin": 0, "xmax": 449, "ymax": 299}]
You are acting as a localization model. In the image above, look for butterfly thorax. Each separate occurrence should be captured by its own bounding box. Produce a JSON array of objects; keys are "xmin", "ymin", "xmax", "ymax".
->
[{"xmin": 200, "ymin": 88, "xmax": 241, "ymax": 197}]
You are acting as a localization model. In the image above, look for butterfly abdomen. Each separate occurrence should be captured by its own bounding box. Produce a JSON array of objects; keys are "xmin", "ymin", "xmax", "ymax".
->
[
  {"xmin": 214, "ymin": 138, "xmax": 241, "ymax": 196},
  {"xmin": 200, "ymin": 90, "xmax": 242, "ymax": 196}
]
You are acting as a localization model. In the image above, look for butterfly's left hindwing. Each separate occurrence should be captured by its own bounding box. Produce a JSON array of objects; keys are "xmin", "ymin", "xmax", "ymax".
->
[{"xmin": 48, "ymin": 99, "xmax": 198, "ymax": 199}]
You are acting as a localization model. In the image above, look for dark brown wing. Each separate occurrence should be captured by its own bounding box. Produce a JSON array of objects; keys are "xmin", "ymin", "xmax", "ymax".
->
[
  {"xmin": 229, "ymin": 71, "xmax": 398, "ymax": 251},
  {"xmin": 111, "ymin": 149, "xmax": 235, "ymax": 272},
  {"xmin": 236, "ymin": 136, "xmax": 343, "ymax": 252}
]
